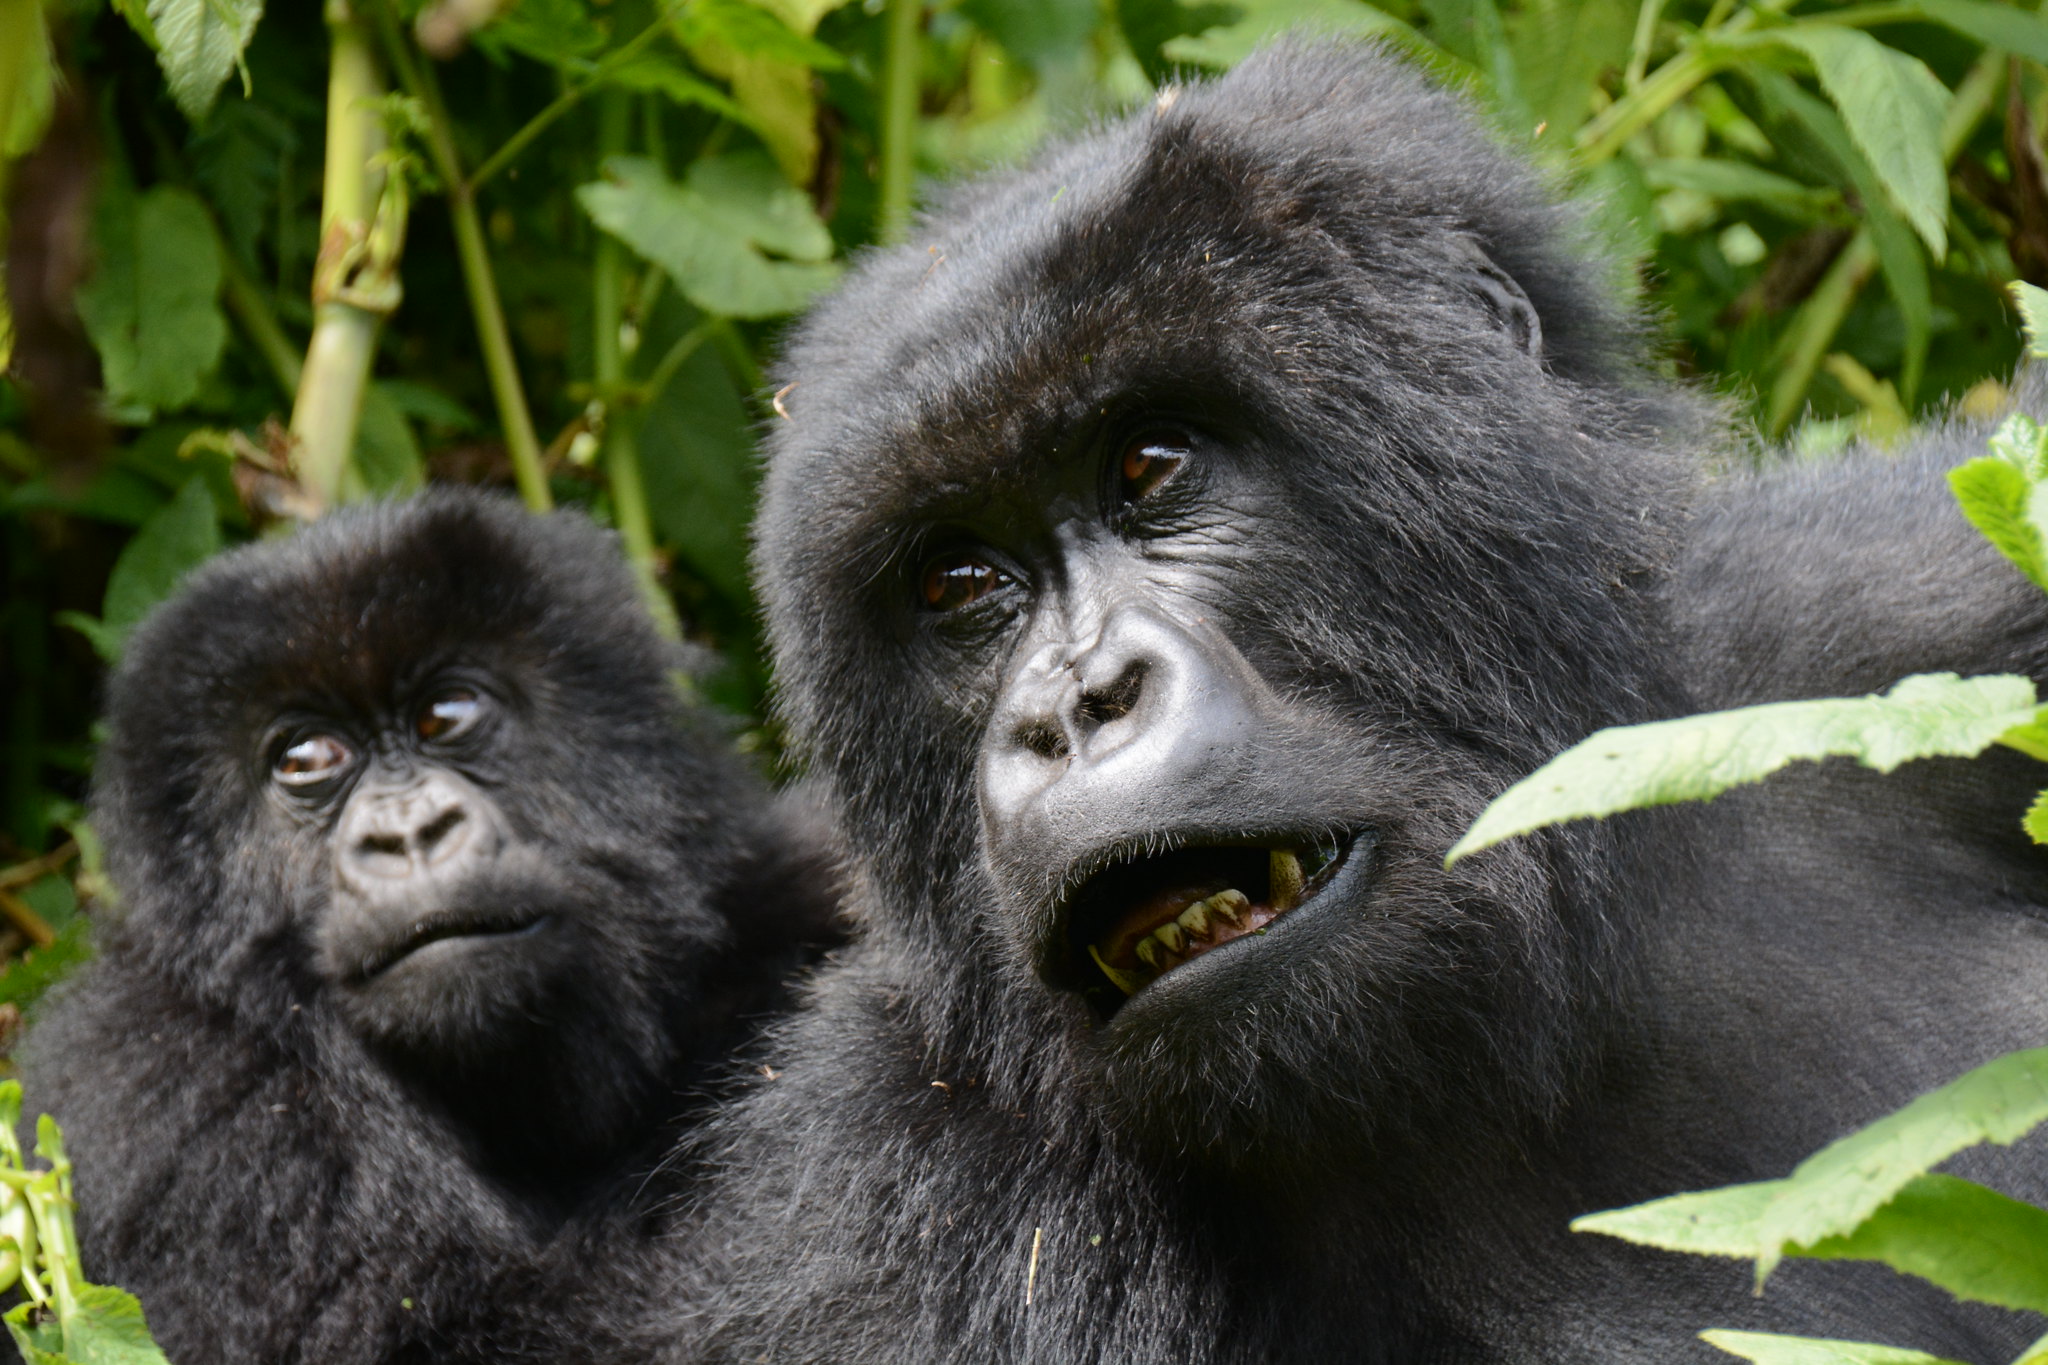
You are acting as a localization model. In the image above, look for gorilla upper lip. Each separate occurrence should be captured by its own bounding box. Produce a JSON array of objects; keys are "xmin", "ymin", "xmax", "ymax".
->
[
  {"xmin": 1055, "ymin": 833, "xmax": 1356, "ymax": 1011},
  {"xmin": 354, "ymin": 909, "xmax": 553, "ymax": 981}
]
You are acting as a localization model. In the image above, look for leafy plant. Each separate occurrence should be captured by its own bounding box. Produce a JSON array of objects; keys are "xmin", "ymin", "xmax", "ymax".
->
[
  {"xmin": 1445, "ymin": 280, "xmax": 2048, "ymax": 1362},
  {"xmin": 0, "ymin": 1081, "xmax": 171, "ymax": 1364}
]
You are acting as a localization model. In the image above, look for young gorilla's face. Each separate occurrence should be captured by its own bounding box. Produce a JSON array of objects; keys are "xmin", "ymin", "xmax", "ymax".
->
[{"xmin": 756, "ymin": 50, "xmax": 1683, "ymax": 1163}]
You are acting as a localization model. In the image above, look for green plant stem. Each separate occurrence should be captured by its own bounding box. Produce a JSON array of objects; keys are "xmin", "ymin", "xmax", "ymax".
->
[
  {"xmin": 222, "ymin": 245, "xmax": 303, "ymax": 397},
  {"xmin": 466, "ymin": 17, "xmax": 670, "ymax": 194},
  {"xmin": 593, "ymin": 92, "xmax": 679, "ymax": 638},
  {"xmin": 639, "ymin": 320, "xmax": 712, "ymax": 407},
  {"xmin": 377, "ymin": 3, "xmax": 552, "ymax": 511},
  {"xmin": 1764, "ymin": 51, "xmax": 2004, "ymax": 435},
  {"xmin": 1577, "ymin": 42, "xmax": 1720, "ymax": 165},
  {"xmin": 876, "ymin": 0, "xmax": 921, "ymax": 242},
  {"xmin": 288, "ymin": 0, "xmax": 388, "ymax": 508}
]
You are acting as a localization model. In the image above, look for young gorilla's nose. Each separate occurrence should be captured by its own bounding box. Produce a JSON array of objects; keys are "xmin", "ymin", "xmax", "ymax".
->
[{"xmin": 340, "ymin": 770, "xmax": 497, "ymax": 883}]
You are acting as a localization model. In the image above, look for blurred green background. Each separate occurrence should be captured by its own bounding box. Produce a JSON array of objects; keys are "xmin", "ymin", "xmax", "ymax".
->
[{"xmin": 2, "ymin": 0, "xmax": 2047, "ymax": 1010}]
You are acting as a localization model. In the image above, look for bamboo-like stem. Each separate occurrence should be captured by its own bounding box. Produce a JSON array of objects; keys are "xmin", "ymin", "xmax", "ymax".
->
[
  {"xmin": 875, "ymin": 0, "xmax": 921, "ymax": 242},
  {"xmin": 288, "ymin": 0, "xmax": 390, "ymax": 508},
  {"xmin": 593, "ymin": 91, "xmax": 680, "ymax": 638},
  {"xmin": 466, "ymin": 17, "xmax": 671, "ymax": 194},
  {"xmin": 376, "ymin": 3, "xmax": 551, "ymax": 510}
]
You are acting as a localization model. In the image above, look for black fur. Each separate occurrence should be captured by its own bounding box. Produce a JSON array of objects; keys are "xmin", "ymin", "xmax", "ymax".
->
[
  {"xmin": 666, "ymin": 44, "xmax": 2048, "ymax": 1362},
  {"xmin": 18, "ymin": 491, "xmax": 839, "ymax": 1364}
]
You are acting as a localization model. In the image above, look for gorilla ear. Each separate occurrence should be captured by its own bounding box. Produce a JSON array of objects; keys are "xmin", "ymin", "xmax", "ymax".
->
[{"xmin": 1454, "ymin": 237, "xmax": 1543, "ymax": 359}]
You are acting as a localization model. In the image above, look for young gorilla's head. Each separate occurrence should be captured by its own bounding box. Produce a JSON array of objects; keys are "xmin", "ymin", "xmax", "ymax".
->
[
  {"xmin": 95, "ymin": 491, "xmax": 796, "ymax": 1165},
  {"xmin": 757, "ymin": 44, "xmax": 1709, "ymax": 1171}
]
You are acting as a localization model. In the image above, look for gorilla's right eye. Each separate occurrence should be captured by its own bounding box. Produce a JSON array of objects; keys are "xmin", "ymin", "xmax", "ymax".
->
[
  {"xmin": 275, "ymin": 735, "xmax": 351, "ymax": 786},
  {"xmin": 920, "ymin": 554, "xmax": 1011, "ymax": 612},
  {"xmin": 418, "ymin": 688, "xmax": 484, "ymax": 742}
]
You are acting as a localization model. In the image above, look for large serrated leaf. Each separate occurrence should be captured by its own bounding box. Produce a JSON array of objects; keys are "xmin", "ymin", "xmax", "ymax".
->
[
  {"xmin": 1700, "ymin": 1332, "xmax": 1972, "ymax": 1365},
  {"xmin": 75, "ymin": 184, "xmax": 228, "ymax": 416},
  {"xmin": 2013, "ymin": 281, "xmax": 2048, "ymax": 358},
  {"xmin": 577, "ymin": 154, "xmax": 839, "ymax": 319},
  {"xmin": 1950, "ymin": 455, "xmax": 2048, "ymax": 594},
  {"xmin": 1447, "ymin": 673, "xmax": 2041, "ymax": 863},
  {"xmin": 6, "ymin": 1283, "xmax": 172, "ymax": 1365},
  {"xmin": 1761, "ymin": 27, "xmax": 1949, "ymax": 257},
  {"xmin": 1795, "ymin": 1174, "xmax": 2048, "ymax": 1313},
  {"xmin": 146, "ymin": 0, "xmax": 263, "ymax": 122}
]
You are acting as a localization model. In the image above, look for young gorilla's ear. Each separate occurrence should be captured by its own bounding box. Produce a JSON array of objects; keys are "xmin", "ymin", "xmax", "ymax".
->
[{"xmin": 1453, "ymin": 236, "xmax": 1543, "ymax": 359}]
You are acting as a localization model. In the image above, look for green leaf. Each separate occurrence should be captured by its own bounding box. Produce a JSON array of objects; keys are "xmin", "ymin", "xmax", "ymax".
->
[
  {"xmin": 1700, "ymin": 1331, "xmax": 1972, "ymax": 1365},
  {"xmin": 1914, "ymin": 0, "xmax": 2048, "ymax": 68},
  {"xmin": 577, "ymin": 154, "xmax": 839, "ymax": 319},
  {"xmin": 472, "ymin": 0, "xmax": 606, "ymax": 67},
  {"xmin": 2012, "ymin": 281, "xmax": 2048, "ymax": 358},
  {"xmin": 98, "ymin": 476, "xmax": 222, "ymax": 654},
  {"xmin": 1447, "ymin": 673, "xmax": 2042, "ymax": 863},
  {"xmin": 962, "ymin": 0, "xmax": 1101, "ymax": 71},
  {"xmin": 597, "ymin": 52, "xmax": 760, "ymax": 132},
  {"xmin": 75, "ymin": 184, "xmax": 228, "ymax": 417},
  {"xmin": 1761, "ymin": 27, "xmax": 1949, "ymax": 257},
  {"xmin": 6, "ymin": 1283, "xmax": 172, "ymax": 1365},
  {"xmin": 1951, "ymin": 411, "xmax": 2048, "ymax": 594},
  {"xmin": 0, "ymin": 916, "xmax": 91, "ymax": 1011},
  {"xmin": 1116, "ymin": 0, "xmax": 1243, "ymax": 84},
  {"xmin": 350, "ymin": 383, "xmax": 424, "ymax": 496},
  {"xmin": 1796, "ymin": 1173, "xmax": 2048, "ymax": 1313},
  {"xmin": 1641, "ymin": 159, "xmax": 1837, "ymax": 216},
  {"xmin": 2027, "ymin": 790, "xmax": 2048, "ymax": 845},
  {"xmin": 0, "ymin": 0, "xmax": 56, "ymax": 159},
  {"xmin": 672, "ymin": 0, "xmax": 844, "ymax": 70},
  {"xmin": 1163, "ymin": 0, "xmax": 1436, "ymax": 73},
  {"xmin": 1757, "ymin": 1049, "xmax": 2048, "ymax": 1276},
  {"xmin": 1572, "ymin": 1179, "xmax": 1782, "ymax": 1256},
  {"xmin": 145, "ymin": 0, "xmax": 264, "ymax": 122}
]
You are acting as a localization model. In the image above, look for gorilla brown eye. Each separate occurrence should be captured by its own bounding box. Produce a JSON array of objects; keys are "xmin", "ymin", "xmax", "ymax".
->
[
  {"xmin": 1120, "ymin": 434, "xmax": 1187, "ymax": 501},
  {"xmin": 920, "ymin": 554, "xmax": 1010, "ymax": 611},
  {"xmin": 275, "ymin": 735, "xmax": 350, "ymax": 786},
  {"xmin": 418, "ymin": 689, "xmax": 483, "ymax": 742}
]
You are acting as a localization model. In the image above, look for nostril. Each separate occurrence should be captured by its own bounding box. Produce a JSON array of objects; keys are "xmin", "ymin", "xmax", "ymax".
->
[
  {"xmin": 1014, "ymin": 717, "xmax": 1071, "ymax": 762},
  {"xmin": 1076, "ymin": 661, "xmax": 1147, "ymax": 730},
  {"xmin": 358, "ymin": 832, "xmax": 407, "ymax": 860},
  {"xmin": 416, "ymin": 806, "xmax": 466, "ymax": 854}
]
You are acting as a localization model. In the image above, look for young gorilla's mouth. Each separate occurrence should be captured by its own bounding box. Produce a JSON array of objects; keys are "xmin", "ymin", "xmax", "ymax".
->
[
  {"xmin": 354, "ymin": 909, "xmax": 553, "ymax": 981},
  {"xmin": 1057, "ymin": 834, "xmax": 1358, "ymax": 1014}
]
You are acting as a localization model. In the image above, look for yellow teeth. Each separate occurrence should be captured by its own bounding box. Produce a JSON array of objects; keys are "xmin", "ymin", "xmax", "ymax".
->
[
  {"xmin": 1089, "ymin": 944, "xmax": 1145, "ymax": 997},
  {"xmin": 1205, "ymin": 888, "xmax": 1250, "ymax": 926},
  {"xmin": 1156, "ymin": 922, "xmax": 1186, "ymax": 954},
  {"xmin": 1269, "ymin": 849, "xmax": 1304, "ymax": 913},
  {"xmin": 1136, "ymin": 937, "xmax": 1163, "ymax": 970}
]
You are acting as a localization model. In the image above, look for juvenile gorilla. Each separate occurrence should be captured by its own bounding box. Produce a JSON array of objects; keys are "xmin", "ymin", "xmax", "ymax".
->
[
  {"xmin": 672, "ymin": 44, "xmax": 2048, "ymax": 1362},
  {"xmin": 20, "ymin": 492, "xmax": 838, "ymax": 1364}
]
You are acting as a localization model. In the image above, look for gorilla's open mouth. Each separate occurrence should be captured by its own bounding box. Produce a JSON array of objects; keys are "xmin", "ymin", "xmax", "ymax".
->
[
  {"xmin": 1058, "ymin": 834, "xmax": 1358, "ymax": 1011},
  {"xmin": 355, "ymin": 911, "xmax": 553, "ymax": 981}
]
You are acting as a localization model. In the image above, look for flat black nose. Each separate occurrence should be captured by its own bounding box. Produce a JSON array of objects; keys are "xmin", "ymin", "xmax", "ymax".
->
[
  {"xmin": 338, "ymin": 770, "xmax": 499, "ymax": 883},
  {"xmin": 980, "ymin": 604, "xmax": 1266, "ymax": 836}
]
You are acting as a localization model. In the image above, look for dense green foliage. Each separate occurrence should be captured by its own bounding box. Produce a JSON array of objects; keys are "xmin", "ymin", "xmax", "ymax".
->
[{"xmin": 4, "ymin": 0, "xmax": 2048, "ymax": 915}]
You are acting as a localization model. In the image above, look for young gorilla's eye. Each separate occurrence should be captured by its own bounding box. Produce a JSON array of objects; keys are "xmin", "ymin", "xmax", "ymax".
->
[
  {"xmin": 418, "ymin": 688, "xmax": 484, "ymax": 742},
  {"xmin": 1120, "ymin": 431, "xmax": 1188, "ymax": 502},
  {"xmin": 275, "ymin": 735, "xmax": 351, "ymax": 786},
  {"xmin": 920, "ymin": 554, "xmax": 1011, "ymax": 612}
]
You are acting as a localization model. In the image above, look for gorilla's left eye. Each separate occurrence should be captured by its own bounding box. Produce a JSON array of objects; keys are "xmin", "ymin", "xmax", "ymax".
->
[
  {"xmin": 418, "ymin": 689, "xmax": 484, "ymax": 742},
  {"xmin": 920, "ymin": 554, "xmax": 1011, "ymax": 612},
  {"xmin": 1119, "ymin": 432, "xmax": 1188, "ymax": 502}
]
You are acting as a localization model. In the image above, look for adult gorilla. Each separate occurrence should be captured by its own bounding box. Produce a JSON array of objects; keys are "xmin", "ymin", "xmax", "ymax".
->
[
  {"xmin": 674, "ymin": 41, "xmax": 2048, "ymax": 1363},
  {"xmin": 20, "ymin": 492, "xmax": 840, "ymax": 1364}
]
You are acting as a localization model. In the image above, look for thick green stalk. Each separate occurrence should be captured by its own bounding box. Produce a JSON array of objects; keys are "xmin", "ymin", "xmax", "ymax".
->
[
  {"xmin": 288, "ymin": 0, "xmax": 389, "ymax": 508},
  {"xmin": 594, "ymin": 92, "xmax": 679, "ymax": 638},
  {"xmin": 377, "ymin": 4, "xmax": 551, "ymax": 510},
  {"xmin": 876, "ymin": 0, "xmax": 921, "ymax": 242}
]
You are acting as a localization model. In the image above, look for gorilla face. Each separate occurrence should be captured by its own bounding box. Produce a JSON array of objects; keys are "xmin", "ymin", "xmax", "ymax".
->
[
  {"xmin": 96, "ymin": 495, "xmax": 750, "ymax": 1143},
  {"xmin": 263, "ymin": 662, "xmax": 622, "ymax": 1059},
  {"xmin": 757, "ymin": 50, "xmax": 1704, "ymax": 1162}
]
